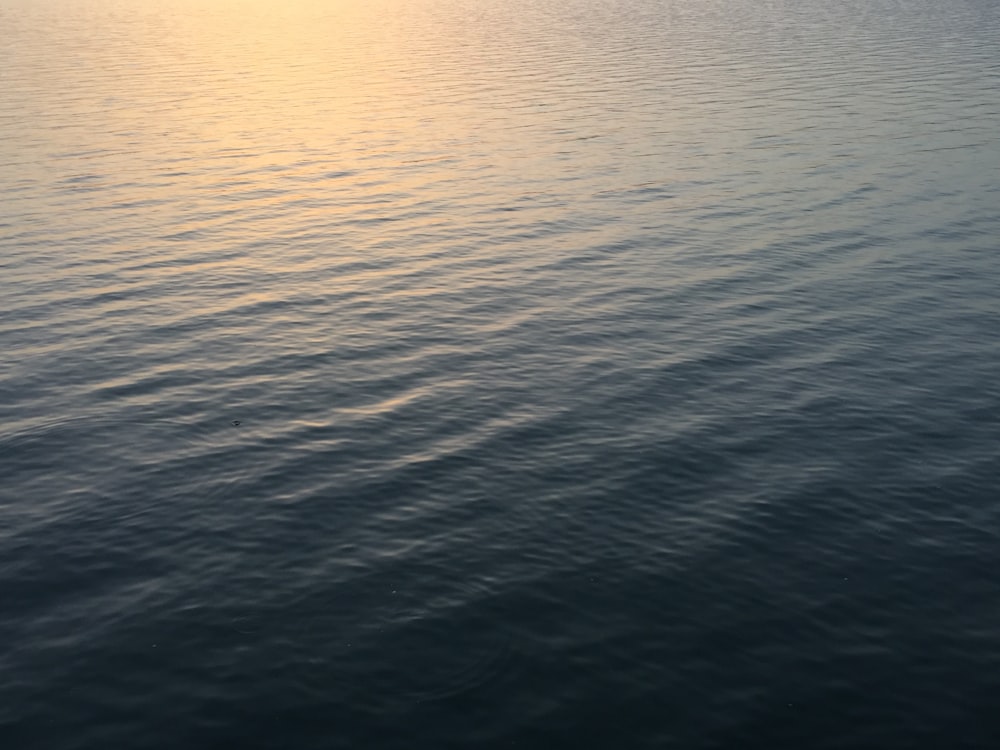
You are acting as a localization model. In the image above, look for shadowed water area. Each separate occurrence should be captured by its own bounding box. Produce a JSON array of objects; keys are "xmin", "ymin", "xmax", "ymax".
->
[{"xmin": 2, "ymin": 0, "xmax": 1000, "ymax": 747}]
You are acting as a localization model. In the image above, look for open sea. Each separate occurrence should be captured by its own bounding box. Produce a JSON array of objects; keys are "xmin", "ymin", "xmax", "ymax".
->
[{"xmin": 2, "ymin": 0, "xmax": 1000, "ymax": 747}]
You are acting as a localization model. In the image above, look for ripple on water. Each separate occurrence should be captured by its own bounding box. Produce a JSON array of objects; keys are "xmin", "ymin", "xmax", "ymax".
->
[{"xmin": 343, "ymin": 576, "xmax": 519, "ymax": 711}]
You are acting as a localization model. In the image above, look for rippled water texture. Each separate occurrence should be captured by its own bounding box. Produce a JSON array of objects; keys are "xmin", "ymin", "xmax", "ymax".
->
[{"xmin": 2, "ymin": 0, "xmax": 1000, "ymax": 747}]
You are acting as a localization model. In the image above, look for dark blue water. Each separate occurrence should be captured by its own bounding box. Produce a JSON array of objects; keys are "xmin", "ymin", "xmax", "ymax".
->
[{"xmin": 3, "ymin": 0, "xmax": 1000, "ymax": 747}]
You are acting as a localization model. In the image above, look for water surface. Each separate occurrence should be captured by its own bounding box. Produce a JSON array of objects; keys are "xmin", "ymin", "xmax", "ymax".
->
[{"xmin": 3, "ymin": 0, "xmax": 1000, "ymax": 747}]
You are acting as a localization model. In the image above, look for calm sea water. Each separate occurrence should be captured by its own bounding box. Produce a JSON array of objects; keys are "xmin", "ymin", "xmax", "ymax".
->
[{"xmin": 3, "ymin": 0, "xmax": 1000, "ymax": 747}]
